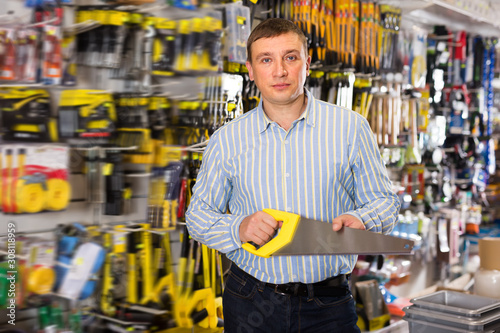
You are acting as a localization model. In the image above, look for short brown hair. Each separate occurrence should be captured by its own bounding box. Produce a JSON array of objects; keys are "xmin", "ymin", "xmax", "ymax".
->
[{"xmin": 247, "ymin": 18, "xmax": 308, "ymax": 63}]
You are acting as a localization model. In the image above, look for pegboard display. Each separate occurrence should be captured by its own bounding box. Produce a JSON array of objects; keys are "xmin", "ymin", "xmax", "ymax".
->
[{"xmin": 1, "ymin": 0, "xmax": 500, "ymax": 332}]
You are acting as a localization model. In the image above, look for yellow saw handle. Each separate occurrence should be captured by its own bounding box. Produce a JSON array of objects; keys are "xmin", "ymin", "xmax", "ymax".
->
[{"xmin": 241, "ymin": 209, "xmax": 301, "ymax": 258}]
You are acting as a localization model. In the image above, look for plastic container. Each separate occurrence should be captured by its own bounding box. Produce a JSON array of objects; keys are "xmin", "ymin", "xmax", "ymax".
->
[
  {"xmin": 410, "ymin": 290, "xmax": 500, "ymax": 317},
  {"xmin": 404, "ymin": 316, "xmax": 496, "ymax": 333},
  {"xmin": 404, "ymin": 305, "xmax": 500, "ymax": 331},
  {"xmin": 475, "ymin": 269, "xmax": 500, "ymax": 299}
]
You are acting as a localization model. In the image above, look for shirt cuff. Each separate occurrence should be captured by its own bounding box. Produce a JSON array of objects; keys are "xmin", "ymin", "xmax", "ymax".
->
[
  {"xmin": 343, "ymin": 211, "xmax": 364, "ymax": 224},
  {"xmin": 231, "ymin": 215, "xmax": 247, "ymax": 248}
]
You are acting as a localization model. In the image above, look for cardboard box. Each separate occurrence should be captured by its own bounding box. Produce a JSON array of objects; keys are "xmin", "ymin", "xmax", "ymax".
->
[
  {"xmin": 355, "ymin": 280, "xmax": 391, "ymax": 331},
  {"xmin": 479, "ymin": 237, "xmax": 500, "ymax": 271}
]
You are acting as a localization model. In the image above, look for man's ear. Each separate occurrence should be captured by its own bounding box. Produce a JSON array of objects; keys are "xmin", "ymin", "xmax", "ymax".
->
[
  {"xmin": 246, "ymin": 61, "xmax": 254, "ymax": 81},
  {"xmin": 305, "ymin": 55, "xmax": 311, "ymax": 76}
]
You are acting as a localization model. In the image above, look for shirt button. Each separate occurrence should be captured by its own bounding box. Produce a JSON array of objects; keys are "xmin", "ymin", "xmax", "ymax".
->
[
  {"xmin": 286, "ymin": 207, "xmax": 291, "ymax": 212},
  {"xmin": 285, "ymin": 173, "xmax": 290, "ymax": 177},
  {"xmin": 284, "ymin": 140, "xmax": 289, "ymax": 144}
]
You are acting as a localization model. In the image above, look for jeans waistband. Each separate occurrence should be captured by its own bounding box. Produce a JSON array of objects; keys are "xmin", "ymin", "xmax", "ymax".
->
[{"xmin": 230, "ymin": 264, "xmax": 350, "ymax": 297}]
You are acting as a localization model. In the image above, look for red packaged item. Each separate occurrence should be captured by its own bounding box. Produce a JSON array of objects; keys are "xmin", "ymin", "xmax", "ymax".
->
[{"xmin": 1, "ymin": 144, "xmax": 71, "ymax": 214}]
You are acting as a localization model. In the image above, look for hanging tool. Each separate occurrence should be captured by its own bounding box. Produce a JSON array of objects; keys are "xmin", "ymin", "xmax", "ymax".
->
[
  {"xmin": 138, "ymin": 232, "xmax": 177, "ymax": 310},
  {"xmin": 151, "ymin": 18, "xmax": 177, "ymax": 76},
  {"xmin": 148, "ymin": 167, "xmax": 165, "ymax": 228},
  {"xmin": 405, "ymin": 92, "xmax": 422, "ymax": 164},
  {"xmin": 302, "ymin": 0, "xmax": 313, "ymax": 60},
  {"xmin": 174, "ymin": 235, "xmax": 223, "ymax": 329},
  {"xmin": 126, "ymin": 226, "xmax": 142, "ymax": 304},
  {"xmin": 101, "ymin": 232, "xmax": 116, "ymax": 316},
  {"xmin": 310, "ymin": 0, "xmax": 321, "ymax": 64},
  {"xmin": 2, "ymin": 149, "xmax": 13, "ymax": 213},
  {"xmin": 367, "ymin": 2, "xmax": 376, "ymax": 73},
  {"xmin": 351, "ymin": 0, "xmax": 359, "ymax": 70},
  {"xmin": 58, "ymin": 90, "xmax": 116, "ymax": 139},
  {"xmin": 323, "ymin": 0, "xmax": 336, "ymax": 65},
  {"xmin": 338, "ymin": 0, "xmax": 345, "ymax": 66},
  {"xmin": 0, "ymin": 88, "xmax": 58, "ymax": 142},
  {"xmin": 243, "ymin": 209, "xmax": 414, "ymax": 258},
  {"xmin": 162, "ymin": 161, "xmax": 183, "ymax": 229},
  {"xmin": 141, "ymin": 223, "xmax": 154, "ymax": 302}
]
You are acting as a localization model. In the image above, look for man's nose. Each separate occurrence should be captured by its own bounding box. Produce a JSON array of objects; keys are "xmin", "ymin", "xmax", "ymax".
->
[{"xmin": 274, "ymin": 61, "xmax": 288, "ymax": 77}]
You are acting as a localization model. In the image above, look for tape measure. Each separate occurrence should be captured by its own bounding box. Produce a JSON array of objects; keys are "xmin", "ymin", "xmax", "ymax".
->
[
  {"xmin": 16, "ymin": 182, "xmax": 45, "ymax": 213},
  {"xmin": 45, "ymin": 178, "xmax": 71, "ymax": 211},
  {"xmin": 16, "ymin": 178, "xmax": 70, "ymax": 213},
  {"xmin": 27, "ymin": 267, "xmax": 55, "ymax": 295}
]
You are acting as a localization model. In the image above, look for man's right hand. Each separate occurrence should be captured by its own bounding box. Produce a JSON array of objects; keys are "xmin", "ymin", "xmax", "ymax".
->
[{"xmin": 239, "ymin": 211, "xmax": 283, "ymax": 246}]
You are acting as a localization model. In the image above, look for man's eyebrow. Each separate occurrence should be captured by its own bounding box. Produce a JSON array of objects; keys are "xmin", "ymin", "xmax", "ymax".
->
[
  {"xmin": 282, "ymin": 49, "xmax": 300, "ymax": 55},
  {"xmin": 255, "ymin": 51, "xmax": 273, "ymax": 60},
  {"xmin": 255, "ymin": 49, "xmax": 301, "ymax": 60}
]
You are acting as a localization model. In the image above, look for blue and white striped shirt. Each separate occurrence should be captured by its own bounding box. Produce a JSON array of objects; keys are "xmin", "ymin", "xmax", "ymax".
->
[{"xmin": 186, "ymin": 89, "xmax": 400, "ymax": 284}]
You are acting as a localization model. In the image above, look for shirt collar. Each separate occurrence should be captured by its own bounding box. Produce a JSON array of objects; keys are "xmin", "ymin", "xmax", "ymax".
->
[{"xmin": 257, "ymin": 88, "xmax": 316, "ymax": 133}]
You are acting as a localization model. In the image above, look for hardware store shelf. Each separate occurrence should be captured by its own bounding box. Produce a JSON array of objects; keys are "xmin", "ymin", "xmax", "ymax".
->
[
  {"xmin": 381, "ymin": 0, "xmax": 500, "ymax": 36},
  {"xmin": 0, "ymin": 198, "xmax": 148, "ymax": 233}
]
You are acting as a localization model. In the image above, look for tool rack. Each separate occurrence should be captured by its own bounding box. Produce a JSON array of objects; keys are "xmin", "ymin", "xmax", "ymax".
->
[{"xmin": 1, "ymin": 0, "xmax": 500, "ymax": 332}]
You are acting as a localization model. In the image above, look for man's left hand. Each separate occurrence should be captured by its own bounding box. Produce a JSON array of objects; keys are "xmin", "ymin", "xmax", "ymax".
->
[{"xmin": 331, "ymin": 214, "xmax": 366, "ymax": 231}]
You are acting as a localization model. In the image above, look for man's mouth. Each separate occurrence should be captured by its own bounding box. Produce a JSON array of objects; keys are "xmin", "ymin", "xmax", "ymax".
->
[{"xmin": 273, "ymin": 83, "xmax": 290, "ymax": 88}]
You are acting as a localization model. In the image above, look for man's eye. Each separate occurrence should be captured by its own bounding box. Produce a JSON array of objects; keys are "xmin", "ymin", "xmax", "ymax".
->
[
  {"xmin": 262, "ymin": 58, "xmax": 271, "ymax": 63},
  {"xmin": 286, "ymin": 55, "xmax": 296, "ymax": 61}
]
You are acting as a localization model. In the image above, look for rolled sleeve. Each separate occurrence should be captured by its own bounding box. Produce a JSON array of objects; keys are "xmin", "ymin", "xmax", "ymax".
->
[
  {"xmin": 186, "ymin": 132, "xmax": 246, "ymax": 253},
  {"xmin": 348, "ymin": 117, "xmax": 401, "ymax": 234}
]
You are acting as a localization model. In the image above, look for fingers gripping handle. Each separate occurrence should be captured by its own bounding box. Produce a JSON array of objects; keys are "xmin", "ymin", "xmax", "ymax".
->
[{"xmin": 241, "ymin": 209, "xmax": 301, "ymax": 258}]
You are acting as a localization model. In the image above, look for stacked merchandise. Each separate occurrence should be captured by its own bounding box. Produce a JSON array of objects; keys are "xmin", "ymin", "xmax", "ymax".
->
[
  {"xmin": 1, "ymin": 0, "xmax": 500, "ymax": 332},
  {"xmin": 404, "ymin": 290, "xmax": 500, "ymax": 332}
]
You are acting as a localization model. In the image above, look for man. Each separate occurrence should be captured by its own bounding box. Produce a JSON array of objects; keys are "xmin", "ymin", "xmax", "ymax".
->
[{"xmin": 186, "ymin": 18, "xmax": 400, "ymax": 332}]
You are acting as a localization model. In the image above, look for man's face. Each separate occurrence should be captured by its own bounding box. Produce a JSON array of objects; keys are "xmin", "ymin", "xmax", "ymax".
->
[{"xmin": 246, "ymin": 32, "xmax": 311, "ymax": 107}]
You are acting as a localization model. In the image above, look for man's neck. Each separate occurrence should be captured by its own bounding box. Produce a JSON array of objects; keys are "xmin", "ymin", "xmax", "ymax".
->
[{"xmin": 263, "ymin": 93, "xmax": 308, "ymax": 131}]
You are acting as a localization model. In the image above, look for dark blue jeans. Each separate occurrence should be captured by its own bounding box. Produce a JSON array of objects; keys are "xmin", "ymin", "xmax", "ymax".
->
[{"xmin": 223, "ymin": 265, "xmax": 361, "ymax": 333}]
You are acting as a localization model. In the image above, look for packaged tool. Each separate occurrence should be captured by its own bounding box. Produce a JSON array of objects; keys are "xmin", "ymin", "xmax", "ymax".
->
[
  {"xmin": 0, "ymin": 236, "xmax": 56, "ymax": 308},
  {"xmin": 103, "ymin": 151, "xmax": 132, "ymax": 216},
  {"xmin": 168, "ymin": 0, "xmax": 196, "ymax": 10},
  {"xmin": 148, "ymin": 160, "xmax": 183, "ymax": 229},
  {"xmin": 53, "ymin": 223, "xmax": 86, "ymax": 292},
  {"xmin": 0, "ymin": 87, "xmax": 58, "ymax": 142},
  {"xmin": 379, "ymin": 5, "xmax": 402, "ymax": 73},
  {"xmin": 203, "ymin": 14, "xmax": 223, "ymax": 72},
  {"xmin": 17, "ymin": 28, "xmax": 40, "ymax": 84},
  {"xmin": 100, "ymin": 225, "xmax": 128, "ymax": 316},
  {"xmin": 58, "ymin": 90, "xmax": 117, "ymax": 139},
  {"xmin": 54, "ymin": 223, "xmax": 106, "ymax": 300},
  {"xmin": 57, "ymin": 241, "xmax": 106, "ymax": 300},
  {"xmin": 117, "ymin": 13, "xmax": 144, "ymax": 79},
  {"xmin": 16, "ymin": 237, "xmax": 56, "ymax": 307},
  {"xmin": 151, "ymin": 18, "xmax": 177, "ymax": 76},
  {"xmin": 25, "ymin": 0, "xmax": 72, "ymax": 6},
  {"xmin": 103, "ymin": 0, "xmax": 155, "ymax": 4},
  {"xmin": 61, "ymin": 34, "xmax": 77, "ymax": 86},
  {"xmin": 355, "ymin": 279, "xmax": 391, "ymax": 331},
  {"xmin": 184, "ymin": 18, "xmax": 205, "ymax": 72},
  {"xmin": 113, "ymin": 95, "xmax": 153, "ymax": 163},
  {"xmin": 0, "ymin": 26, "xmax": 18, "ymax": 82},
  {"xmin": 42, "ymin": 25, "xmax": 63, "ymax": 85},
  {"xmin": 175, "ymin": 19, "xmax": 193, "ymax": 73},
  {"xmin": 225, "ymin": 4, "xmax": 251, "ymax": 65},
  {"xmin": 1, "ymin": 143, "xmax": 70, "ymax": 214},
  {"xmin": 79, "ymin": 9, "xmax": 129, "ymax": 69},
  {"xmin": 148, "ymin": 96, "xmax": 170, "ymax": 140},
  {"xmin": 84, "ymin": 9, "xmax": 106, "ymax": 67},
  {"xmin": 104, "ymin": 11, "xmax": 130, "ymax": 68}
]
